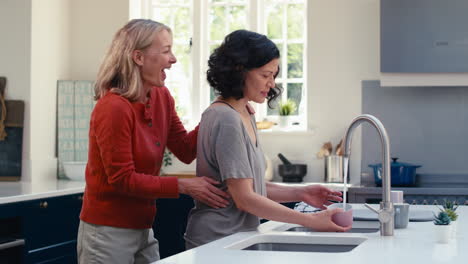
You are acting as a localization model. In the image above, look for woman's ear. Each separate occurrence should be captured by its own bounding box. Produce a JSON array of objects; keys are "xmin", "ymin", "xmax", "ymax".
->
[{"xmin": 132, "ymin": 50, "xmax": 144, "ymax": 66}]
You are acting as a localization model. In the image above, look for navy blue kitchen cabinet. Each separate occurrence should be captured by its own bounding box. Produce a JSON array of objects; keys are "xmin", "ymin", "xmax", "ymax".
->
[
  {"xmin": 381, "ymin": 0, "xmax": 468, "ymax": 73},
  {"xmin": 153, "ymin": 194, "xmax": 194, "ymax": 259},
  {"xmin": 0, "ymin": 193, "xmax": 83, "ymax": 264},
  {"xmin": 0, "ymin": 203, "xmax": 26, "ymax": 264}
]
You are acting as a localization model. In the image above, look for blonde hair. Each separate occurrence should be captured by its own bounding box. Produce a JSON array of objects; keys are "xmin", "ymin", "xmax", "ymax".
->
[{"xmin": 94, "ymin": 19, "xmax": 171, "ymax": 101}]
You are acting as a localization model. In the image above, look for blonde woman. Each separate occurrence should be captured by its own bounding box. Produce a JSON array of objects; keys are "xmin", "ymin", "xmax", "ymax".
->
[{"xmin": 77, "ymin": 19, "xmax": 229, "ymax": 264}]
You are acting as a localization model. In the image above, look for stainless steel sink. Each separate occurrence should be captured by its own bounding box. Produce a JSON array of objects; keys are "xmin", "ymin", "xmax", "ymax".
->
[
  {"xmin": 226, "ymin": 234, "xmax": 367, "ymax": 253},
  {"xmin": 286, "ymin": 226, "xmax": 379, "ymax": 233},
  {"xmin": 273, "ymin": 221, "xmax": 380, "ymax": 233},
  {"xmin": 242, "ymin": 242, "xmax": 358, "ymax": 253}
]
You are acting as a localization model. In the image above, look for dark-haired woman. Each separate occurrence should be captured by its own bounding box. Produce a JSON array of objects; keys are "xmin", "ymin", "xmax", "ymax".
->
[{"xmin": 184, "ymin": 29, "xmax": 350, "ymax": 249}]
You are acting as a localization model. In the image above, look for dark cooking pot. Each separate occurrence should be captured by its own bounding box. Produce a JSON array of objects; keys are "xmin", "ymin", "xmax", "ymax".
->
[
  {"xmin": 277, "ymin": 153, "xmax": 307, "ymax": 183},
  {"xmin": 369, "ymin": 157, "xmax": 421, "ymax": 187}
]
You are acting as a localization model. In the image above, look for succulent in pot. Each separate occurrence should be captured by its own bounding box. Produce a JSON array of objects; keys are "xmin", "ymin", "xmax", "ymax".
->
[
  {"xmin": 277, "ymin": 99, "xmax": 297, "ymax": 128},
  {"xmin": 278, "ymin": 99, "xmax": 297, "ymax": 116},
  {"xmin": 442, "ymin": 200, "xmax": 458, "ymax": 212},
  {"xmin": 441, "ymin": 200, "xmax": 459, "ymax": 222},
  {"xmin": 433, "ymin": 211, "xmax": 451, "ymax": 225},
  {"xmin": 433, "ymin": 211, "xmax": 452, "ymax": 243},
  {"xmin": 441, "ymin": 200, "xmax": 459, "ymax": 238}
]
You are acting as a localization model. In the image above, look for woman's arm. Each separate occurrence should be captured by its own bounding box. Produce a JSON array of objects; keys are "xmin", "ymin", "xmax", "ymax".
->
[
  {"xmin": 266, "ymin": 182, "xmax": 343, "ymax": 210},
  {"xmin": 165, "ymin": 92, "xmax": 198, "ymax": 164},
  {"xmin": 265, "ymin": 182, "xmax": 302, "ymax": 202},
  {"xmin": 166, "ymin": 117, "xmax": 198, "ymax": 164},
  {"xmin": 228, "ymin": 178, "xmax": 348, "ymax": 232}
]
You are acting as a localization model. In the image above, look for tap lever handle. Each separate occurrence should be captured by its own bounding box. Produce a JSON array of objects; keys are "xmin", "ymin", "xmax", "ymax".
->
[{"xmin": 364, "ymin": 203, "xmax": 379, "ymax": 214}]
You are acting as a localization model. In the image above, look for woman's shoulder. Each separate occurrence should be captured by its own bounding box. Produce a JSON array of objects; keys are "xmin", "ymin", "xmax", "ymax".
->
[
  {"xmin": 93, "ymin": 92, "xmax": 133, "ymax": 117},
  {"xmin": 97, "ymin": 92, "xmax": 130, "ymax": 105},
  {"xmin": 202, "ymin": 104, "xmax": 241, "ymax": 125}
]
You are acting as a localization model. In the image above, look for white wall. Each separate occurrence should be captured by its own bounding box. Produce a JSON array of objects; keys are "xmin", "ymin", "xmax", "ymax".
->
[
  {"xmin": 0, "ymin": 0, "xmax": 71, "ymax": 182},
  {"xmin": 0, "ymin": 0, "xmax": 31, "ymax": 101},
  {"xmin": 27, "ymin": 0, "xmax": 128, "ymax": 181},
  {"xmin": 167, "ymin": 0, "xmax": 381, "ymax": 186},
  {"xmin": 69, "ymin": 0, "xmax": 129, "ymax": 80},
  {"xmin": 301, "ymin": 0, "xmax": 380, "ymax": 184},
  {"xmin": 0, "ymin": 0, "xmax": 128, "ymax": 181},
  {"xmin": 0, "ymin": 0, "xmax": 32, "ymax": 180},
  {"xmin": 27, "ymin": 0, "xmax": 72, "ymax": 182}
]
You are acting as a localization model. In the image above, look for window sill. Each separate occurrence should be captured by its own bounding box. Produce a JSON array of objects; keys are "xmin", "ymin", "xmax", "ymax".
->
[{"xmin": 258, "ymin": 126, "xmax": 316, "ymax": 136}]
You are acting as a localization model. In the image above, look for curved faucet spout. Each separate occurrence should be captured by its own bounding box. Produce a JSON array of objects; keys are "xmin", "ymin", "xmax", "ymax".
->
[{"xmin": 342, "ymin": 114, "xmax": 394, "ymax": 236}]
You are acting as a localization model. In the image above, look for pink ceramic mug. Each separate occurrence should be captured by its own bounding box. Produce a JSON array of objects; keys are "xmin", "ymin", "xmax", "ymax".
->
[{"xmin": 328, "ymin": 203, "xmax": 353, "ymax": 227}]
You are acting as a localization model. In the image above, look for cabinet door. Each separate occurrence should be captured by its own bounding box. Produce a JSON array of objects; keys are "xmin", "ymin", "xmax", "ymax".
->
[
  {"xmin": 381, "ymin": 0, "xmax": 468, "ymax": 73},
  {"xmin": 153, "ymin": 195, "xmax": 194, "ymax": 259},
  {"xmin": 23, "ymin": 193, "xmax": 83, "ymax": 264},
  {"xmin": 26, "ymin": 240, "xmax": 77, "ymax": 264}
]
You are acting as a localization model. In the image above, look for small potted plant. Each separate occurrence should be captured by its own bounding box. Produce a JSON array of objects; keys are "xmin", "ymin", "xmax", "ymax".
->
[
  {"xmin": 160, "ymin": 149, "xmax": 173, "ymax": 175},
  {"xmin": 433, "ymin": 211, "xmax": 452, "ymax": 243},
  {"xmin": 278, "ymin": 99, "xmax": 297, "ymax": 128},
  {"xmin": 442, "ymin": 200, "xmax": 459, "ymax": 237}
]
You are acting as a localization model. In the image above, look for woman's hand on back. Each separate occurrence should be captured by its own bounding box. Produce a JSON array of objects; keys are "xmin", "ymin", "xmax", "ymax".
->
[{"xmin": 178, "ymin": 177, "xmax": 230, "ymax": 208}]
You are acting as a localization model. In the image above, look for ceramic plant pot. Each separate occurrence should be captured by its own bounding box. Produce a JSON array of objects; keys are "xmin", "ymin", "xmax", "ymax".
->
[
  {"xmin": 451, "ymin": 220, "xmax": 457, "ymax": 238},
  {"xmin": 435, "ymin": 224, "xmax": 452, "ymax": 244},
  {"xmin": 278, "ymin": 116, "xmax": 289, "ymax": 128}
]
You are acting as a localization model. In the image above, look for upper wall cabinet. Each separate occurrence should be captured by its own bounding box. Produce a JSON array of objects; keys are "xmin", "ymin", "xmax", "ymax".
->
[{"xmin": 381, "ymin": 0, "xmax": 468, "ymax": 73}]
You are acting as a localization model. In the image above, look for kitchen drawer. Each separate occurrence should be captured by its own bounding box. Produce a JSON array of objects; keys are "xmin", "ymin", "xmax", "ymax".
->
[
  {"xmin": 22, "ymin": 194, "xmax": 83, "ymax": 250},
  {"xmin": 0, "ymin": 214, "xmax": 25, "ymax": 263},
  {"xmin": 25, "ymin": 240, "xmax": 76, "ymax": 264},
  {"xmin": 0, "ymin": 193, "xmax": 83, "ymax": 264}
]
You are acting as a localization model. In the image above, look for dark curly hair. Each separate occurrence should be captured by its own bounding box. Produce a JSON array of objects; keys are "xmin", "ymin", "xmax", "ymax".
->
[{"xmin": 207, "ymin": 29, "xmax": 282, "ymax": 108}]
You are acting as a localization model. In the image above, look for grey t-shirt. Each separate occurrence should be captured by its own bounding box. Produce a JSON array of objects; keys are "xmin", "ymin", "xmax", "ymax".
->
[{"xmin": 184, "ymin": 104, "xmax": 267, "ymax": 249}]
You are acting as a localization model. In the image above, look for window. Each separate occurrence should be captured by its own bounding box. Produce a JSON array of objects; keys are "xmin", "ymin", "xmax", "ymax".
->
[
  {"xmin": 149, "ymin": 0, "xmax": 194, "ymax": 124},
  {"xmin": 137, "ymin": 0, "xmax": 307, "ymax": 129}
]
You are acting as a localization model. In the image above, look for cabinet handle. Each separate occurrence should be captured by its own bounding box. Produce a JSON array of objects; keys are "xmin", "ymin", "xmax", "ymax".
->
[
  {"xmin": 0, "ymin": 239, "xmax": 25, "ymax": 250},
  {"xmin": 39, "ymin": 201, "xmax": 48, "ymax": 208},
  {"xmin": 77, "ymin": 195, "xmax": 83, "ymax": 201}
]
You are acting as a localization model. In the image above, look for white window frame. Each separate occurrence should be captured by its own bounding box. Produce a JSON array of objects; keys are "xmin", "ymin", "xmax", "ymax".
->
[{"xmin": 133, "ymin": 0, "xmax": 307, "ymax": 130}]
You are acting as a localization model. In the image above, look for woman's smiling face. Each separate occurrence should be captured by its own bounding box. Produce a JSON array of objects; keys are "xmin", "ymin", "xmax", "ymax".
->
[
  {"xmin": 139, "ymin": 29, "xmax": 177, "ymax": 88},
  {"xmin": 243, "ymin": 58, "xmax": 279, "ymax": 104}
]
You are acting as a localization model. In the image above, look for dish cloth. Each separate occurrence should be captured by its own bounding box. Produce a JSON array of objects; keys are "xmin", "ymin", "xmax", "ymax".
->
[{"xmin": 294, "ymin": 202, "xmax": 321, "ymax": 213}]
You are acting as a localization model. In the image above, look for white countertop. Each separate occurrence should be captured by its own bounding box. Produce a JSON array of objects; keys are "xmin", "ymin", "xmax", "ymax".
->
[
  {"xmin": 271, "ymin": 181, "xmax": 352, "ymax": 190},
  {"xmin": 0, "ymin": 180, "xmax": 85, "ymax": 204},
  {"xmin": 0, "ymin": 180, "xmax": 348, "ymax": 204},
  {"xmin": 155, "ymin": 204, "xmax": 467, "ymax": 264}
]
